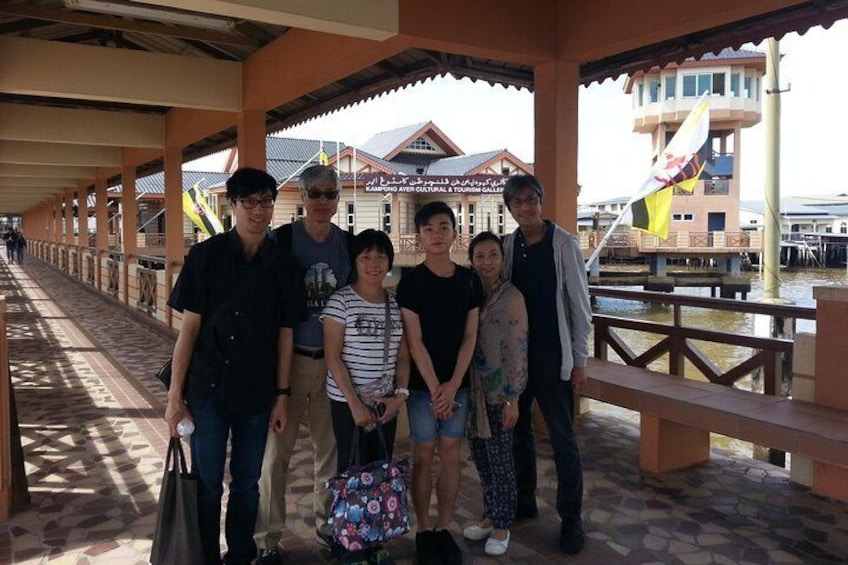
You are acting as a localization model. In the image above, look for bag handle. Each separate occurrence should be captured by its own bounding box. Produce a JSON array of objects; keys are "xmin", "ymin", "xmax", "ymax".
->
[
  {"xmin": 347, "ymin": 420, "xmax": 391, "ymax": 469},
  {"xmin": 166, "ymin": 437, "xmax": 189, "ymax": 476}
]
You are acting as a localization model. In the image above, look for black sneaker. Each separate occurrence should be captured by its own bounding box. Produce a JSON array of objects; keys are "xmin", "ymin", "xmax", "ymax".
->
[
  {"xmin": 434, "ymin": 529, "xmax": 462, "ymax": 565},
  {"xmin": 255, "ymin": 548, "xmax": 282, "ymax": 565},
  {"xmin": 415, "ymin": 530, "xmax": 442, "ymax": 565},
  {"xmin": 559, "ymin": 516, "xmax": 585, "ymax": 554}
]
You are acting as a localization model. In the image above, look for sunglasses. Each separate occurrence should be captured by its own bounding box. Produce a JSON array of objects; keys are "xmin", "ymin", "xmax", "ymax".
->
[{"xmin": 306, "ymin": 189, "xmax": 340, "ymax": 200}]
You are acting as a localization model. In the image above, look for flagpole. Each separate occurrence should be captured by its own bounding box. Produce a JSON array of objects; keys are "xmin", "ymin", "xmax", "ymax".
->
[{"xmin": 584, "ymin": 205, "xmax": 632, "ymax": 271}]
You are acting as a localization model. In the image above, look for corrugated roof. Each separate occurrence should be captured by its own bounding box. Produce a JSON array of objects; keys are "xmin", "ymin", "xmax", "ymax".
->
[
  {"xmin": 688, "ymin": 47, "xmax": 765, "ymax": 62},
  {"xmin": 111, "ymin": 171, "xmax": 230, "ymax": 196},
  {"xmin": 359, "ymin": 122, "xmax": 429, "ymax": 159},
  {"xmin": 266, "ymin": 136, "xmax": 345, "ymax": 161},
  {"xmin": 425, "ymin": 150, "xmax": 503, "ymax": 175}
]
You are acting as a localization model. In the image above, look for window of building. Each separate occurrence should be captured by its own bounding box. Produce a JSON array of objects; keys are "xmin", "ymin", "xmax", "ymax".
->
[
  {"xmin": 684, "ymin": 213, "xmax": 694, "ymax": 221},
  {"xmin": 682, "ymin": 75, "xmax": 697, "ymax": 97},
  {"xmin": 637, "ymin": 84, "xmax": 644, "ymax": 106},
  {"xmin": 457, "ymin": 203, "xmax": 463, "ymax": 231},
  {"xmin": 841, "ymin": 222, "xmax": 847, "ymax": 234},
  {"xmin": 497, "ymin": 204, "xmax": 505, "ymax": 235},
  {"xmin": 468, "ymin": 204, "xmax": 476, "ymax": 235},
  {"xmin": 672, "ymin": 213, "xmax": 682, "ymax": 221},
  {"xmin": 664, "ymin": 76, "xmax": 676, "ymax": 100},
  {"xmin": 744, "ymin": 76, "xmax": 753, "ymax": 99},
  {"xmin": 347, "ymin": 203, "xmax": 355, "ymax": 233},
  {"xmin": 382, "ymin": 201, "xmax": 391, "ymax": 233},
  {"xmin": 296, "ymin": 205, "xmax": 305, "ymax": 220},
  {"xmin": 756, "ymin": 77, "xmax": 761, "ymax": 100},
  {"xmin": 415, "ymin": 167, "xmax": 425, "ymax": 174},
  {"xmin": 409, "ymin": 137, "xmax": 436, "ymax": 151},
  {"xmin": 730, "ymin": 73, "xmax": 740, "ymax": 97},
  {"xmin": 648, "ymin": 80, "xmax": 660, "ymax": 103},
  {"xmin": 826, "ymin": 225, "xmax": 833, "ymax": 234},
  {"xmin": 501, "ymin": 167, "xmax": 511, "ymax": 176},
  {"xmin": 683, "ymin": 73, "xmax": 726, "ymax": 97}
]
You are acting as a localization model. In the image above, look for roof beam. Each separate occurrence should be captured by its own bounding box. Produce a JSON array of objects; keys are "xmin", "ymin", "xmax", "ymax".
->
[
  {"xmin": 0, "ymin": 177, "xmax": 78, "ymax": 188},
  {"xmin": 0, "ymin": 141, "xmax": 122, "ymax": 167},
  {"xmin": 0, "ymin": 164, "xmax": 97, "ymax": 178},
  {"xmin": 136, "ymin": 0, "xmax": 399, "ymax": 40},
  {"xmin": 0, "ymin": 4, "xmax": 260, "ymax": 48},
  {"xmin": 0, "ymin": 36, "xmax": 242, "ymax": 111},
  {"xmin": 0, "ymin": 103, "xmax": 165, "ymax": 148}
]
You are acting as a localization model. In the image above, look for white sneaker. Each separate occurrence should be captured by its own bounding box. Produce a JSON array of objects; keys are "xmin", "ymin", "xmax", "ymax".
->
[
  {"xmin": 463, "ymin": 523, "xmax": 494, "ymax": 541},
  {"xmin": 485, "ymin": 531, "xmax": 510, "ymax": 556}
]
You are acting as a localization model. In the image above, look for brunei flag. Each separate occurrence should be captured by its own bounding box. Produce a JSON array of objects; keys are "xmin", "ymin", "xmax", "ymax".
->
[
  {"xmin": 628, "ymin": 95, "xmax": 710, "ymax": 239},
  {"xmin": 183, "ymin": 183, "xmax": 225, "ymax": 236}
]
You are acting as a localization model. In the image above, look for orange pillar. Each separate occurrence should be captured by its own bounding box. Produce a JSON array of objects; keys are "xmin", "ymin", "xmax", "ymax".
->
[
  {"xmin": 94, "ymin": 177, "xmax": 108, "ymax": 290},
  {"xmin": 164, "ymin": 146, "xmax": 183, "ymax": 327},
  {"xmin": 533, "ymin": 58, "xmax": 580, "ymax": 231},
  {"xmin": 64, "ymin": 190, "xmax": 73, "ymax": 247},
  {"xmin": 237, "ymin": 110, "xmax": 267, "ymax": 171},
  {"xmin": 78, "ymin": 185, "xmax": 89, "ymax": 248},
  {"xmin": 121, "ymin": 164, "xmax": 139, "ymax": 305},
  {"xmin": 811, "ymin": 286, "xmax": 848, "ymax": 502}
]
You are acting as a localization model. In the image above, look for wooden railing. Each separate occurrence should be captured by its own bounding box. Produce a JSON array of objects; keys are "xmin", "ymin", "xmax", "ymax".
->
[
  {"xmin": 137, "ymin": 267, "xmax": 158, "ymax": 315},
  {"xmin": 85, "ymin": 254, "xmax": 95, "ymax": 286},
  {"xmin": 590, "ymin": 286, "xmax": 815, "ymax": 395},
  {"xmin": 1, "ymin": 296, "xmax": 9, "ymax": 522},
  {"xmin": 107, "ymin": 258, "xmax": 120, "ymax": 297}
]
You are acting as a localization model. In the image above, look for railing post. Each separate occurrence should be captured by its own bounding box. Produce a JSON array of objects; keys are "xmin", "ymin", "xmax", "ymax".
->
[
  {"xmin": 1, "ymin": 296, "xmax": 9, "ymax": 522},
  {"xmin": 593, "ymin": 322, "xmax": 608, "ymax": 360}
]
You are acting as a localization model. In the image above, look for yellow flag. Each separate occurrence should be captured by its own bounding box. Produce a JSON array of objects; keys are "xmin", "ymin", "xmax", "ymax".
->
[
  {"xmin": 319, "ymin": 151, "xmax": 329, "ymax": 166},
  {"xmin": 182, "ymin": 183, "xmax": 225, "ymax": 236}
]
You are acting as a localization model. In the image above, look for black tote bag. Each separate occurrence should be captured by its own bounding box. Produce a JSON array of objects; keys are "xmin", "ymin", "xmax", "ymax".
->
[{"xmin": 150, "ymin": 438, "xmax": 203, "ymax": 564}]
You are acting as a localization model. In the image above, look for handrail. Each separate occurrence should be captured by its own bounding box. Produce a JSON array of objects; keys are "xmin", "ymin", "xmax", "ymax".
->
[
  {"xmin": 590, "ymin": 286, "xmax": 816, "ymax": 320},
  {"xmin": 1, "ymin": 296, "xmax": 9, "ymax": 522}
]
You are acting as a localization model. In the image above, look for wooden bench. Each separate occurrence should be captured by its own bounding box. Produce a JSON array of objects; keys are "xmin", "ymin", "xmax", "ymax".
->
[{"xmin": 583, "ymin": 357, "xmax": 848, "ymax": 478}]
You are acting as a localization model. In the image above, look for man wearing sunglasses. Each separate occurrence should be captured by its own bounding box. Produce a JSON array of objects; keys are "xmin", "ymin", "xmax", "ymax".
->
[{"xmin": 256, "ymin": 165, "xmax": 354, "ymax": 563}]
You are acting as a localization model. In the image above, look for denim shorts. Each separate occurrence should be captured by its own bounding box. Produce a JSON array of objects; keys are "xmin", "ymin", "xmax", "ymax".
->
[{"xmin": 407, "ymin": 387, "xmax": 470, "ymax": 443}]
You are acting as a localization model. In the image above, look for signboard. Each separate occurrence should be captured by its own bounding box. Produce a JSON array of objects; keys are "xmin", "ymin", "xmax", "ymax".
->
[{"xmin": 362, "ymin": 174, "xmax": 507, "ymax": 194}]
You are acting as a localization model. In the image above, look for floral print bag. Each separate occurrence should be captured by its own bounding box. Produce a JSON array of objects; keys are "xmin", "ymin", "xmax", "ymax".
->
[{"xmin": 325, "ymin": 424, "xmax": 412, "ymax": 551}]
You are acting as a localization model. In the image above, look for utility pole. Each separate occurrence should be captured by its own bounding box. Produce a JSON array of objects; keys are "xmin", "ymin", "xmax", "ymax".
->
[{"xmin": 762, "ymin": 38, "xmax": 784, "ymax": 302}]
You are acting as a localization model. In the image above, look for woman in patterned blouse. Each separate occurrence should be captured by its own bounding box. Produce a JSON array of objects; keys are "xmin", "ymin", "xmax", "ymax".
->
[{"xmin": 462, "ymin": 231, "xmax": 529, "ymax": 556}]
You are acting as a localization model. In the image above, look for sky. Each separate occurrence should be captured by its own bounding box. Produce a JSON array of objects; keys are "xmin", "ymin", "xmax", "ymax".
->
[{"xmin": 187, "ymin": 21, "xmax": 848, "ymax": 204}]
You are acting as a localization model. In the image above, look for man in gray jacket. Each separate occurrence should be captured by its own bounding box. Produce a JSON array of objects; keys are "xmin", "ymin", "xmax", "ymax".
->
[{"xmin": 501, "ymin": 174, "xmax": 592, "ymax": 555}]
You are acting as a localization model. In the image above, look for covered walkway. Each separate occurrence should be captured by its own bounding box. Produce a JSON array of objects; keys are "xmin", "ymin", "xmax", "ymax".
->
[{"xmin": 1, "ymin": 255, "xmax": 848, "ymax": 564}]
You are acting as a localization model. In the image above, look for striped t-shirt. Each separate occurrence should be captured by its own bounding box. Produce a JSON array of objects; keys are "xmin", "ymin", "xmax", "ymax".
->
[{"xmin": 319, "ymin": 285, "xmax": 403, "ymax": 403}]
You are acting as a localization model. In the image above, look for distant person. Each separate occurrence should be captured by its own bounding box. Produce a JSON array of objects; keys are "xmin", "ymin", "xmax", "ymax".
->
[
  {"xmin": 15, "ymin": 233, "xmax": 26, "ymax": 264},
  {"xmin": 462, "ymin": 232, "xmax": 528, "ymax": 557},
  {"xmin": 255, "ymin": 165, "xmax": 354, "ymax": 564},
  {"xmin": 320, "ymin": 229, "xmax": 410, "ymax": 565},
  {"xmin": 502, "ymin": 174, "xmax": 592, "ymax": 555},
  {"xmin": 165, "ymin": 167, "xmax": 304, "ymax": 565},
  {"xmin": 4, "ymin": 228, "xmax": 18, "ymax": 264},
  {"xmin": 396, "ymin": 201, "xmax": 484, "ymax": 565}
]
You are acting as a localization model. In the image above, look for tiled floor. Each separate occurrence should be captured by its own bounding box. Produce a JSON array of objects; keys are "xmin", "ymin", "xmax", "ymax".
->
[{"xmin": 2, "ymin": 255, "xmax": 848, "ymax": 564}]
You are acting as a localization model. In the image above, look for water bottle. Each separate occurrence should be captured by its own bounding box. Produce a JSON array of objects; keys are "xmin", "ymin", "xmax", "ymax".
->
[{"xmin": 177, "ymin": 418, "xmax": 195, "ymax": 437}]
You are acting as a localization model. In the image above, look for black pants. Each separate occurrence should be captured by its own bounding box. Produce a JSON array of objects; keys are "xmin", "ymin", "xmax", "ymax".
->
[
  {"xmin": 330, "ymin": 399, "xmax": 398, "ymax": 474},
  {"xmin": 513, "ymin": 350, "xmax": 583, "ymax": 520}
]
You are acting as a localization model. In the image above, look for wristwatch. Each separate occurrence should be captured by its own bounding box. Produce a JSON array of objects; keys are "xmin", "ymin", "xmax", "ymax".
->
[
  {"xmin": 275, "ymin": 386, "xmax": 292, "ymax": 397},
  {"xmin": 393, "ymin": 387, "xmax": 410, "ymax": 398}
]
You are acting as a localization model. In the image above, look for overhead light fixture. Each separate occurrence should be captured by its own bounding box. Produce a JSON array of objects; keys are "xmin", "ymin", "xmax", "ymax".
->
[{"xmin": 63, "ymin": 0, "xmax": 237, "ymax": 31}]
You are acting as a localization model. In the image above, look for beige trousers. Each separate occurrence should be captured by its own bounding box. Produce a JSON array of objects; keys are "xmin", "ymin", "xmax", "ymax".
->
[{"xmin": 254, "ymin": 353, "xmax": 338, "ymax": 550}]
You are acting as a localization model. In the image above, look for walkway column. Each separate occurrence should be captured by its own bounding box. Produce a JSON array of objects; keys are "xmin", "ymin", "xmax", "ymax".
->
[
  {"xmin": 164, "ymin": 145, "xmax": 183, "ymax": 327},
  {"xmin": 121, "ymin": 163, "xmax": 138, "ymax": 306},
  {"xmin": 64, "ymin": 190, "xmax": 74, "ymax": 273},
  {"xmin": 94, "ymin": 176, "xmax": 108, "ymax": 290},
  {"xmin": 533, "ymin": 58, "xmax": 580, "ymax": 230},
  {"xmin": 237, "ymin": 110, "xmax": 267, "ymax": 170},
  {"xmin": 78, "ymin": 184, "xmax": 89, "ymax": 282}
]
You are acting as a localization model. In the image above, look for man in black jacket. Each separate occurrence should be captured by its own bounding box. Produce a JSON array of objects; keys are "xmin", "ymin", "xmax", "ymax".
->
[{"xmin": 165, "ymin": 167, "xmax": 304, "ymax": 565}]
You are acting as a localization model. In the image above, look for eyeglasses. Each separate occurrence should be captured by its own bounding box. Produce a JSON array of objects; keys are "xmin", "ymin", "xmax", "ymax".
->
[
  {"xmin": 306, "ymin": 189, "xmax": 340, "ymax": 200},
  {"xmin": 236, "ymin": 197, "xmax": 275, "ymax": 209},
  {"xmin": 509, "ymin": 195, "xmax": 540, "ymax": 208}
]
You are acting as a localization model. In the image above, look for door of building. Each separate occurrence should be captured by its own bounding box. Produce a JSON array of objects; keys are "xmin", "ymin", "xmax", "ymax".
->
[{"xmin": 708, "ymin": 212, "xmax": 726, "ymax": 232}]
